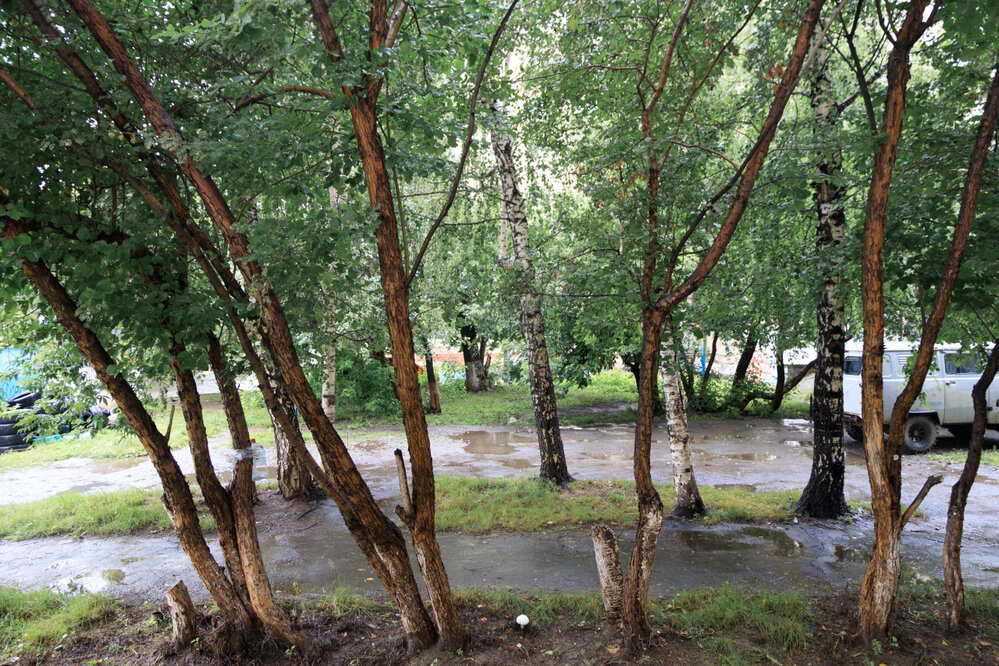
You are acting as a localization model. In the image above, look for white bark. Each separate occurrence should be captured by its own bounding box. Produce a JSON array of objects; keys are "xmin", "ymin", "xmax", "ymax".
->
[
  {"xmin": 662, "ymin": 330, "xmax": 703, "ymax": 516},
  {"xmin": 491, "ymin": 102, "xmax": 571, "ymax": 484}
]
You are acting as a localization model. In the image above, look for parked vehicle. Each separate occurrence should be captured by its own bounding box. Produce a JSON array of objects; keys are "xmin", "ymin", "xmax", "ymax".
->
[{"xmin": 842, "ymin": 342, "xmax": 999, "ymax": 453}]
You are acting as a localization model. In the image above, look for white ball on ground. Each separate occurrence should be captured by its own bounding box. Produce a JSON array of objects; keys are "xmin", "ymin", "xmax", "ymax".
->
[{"xmin": 516, "ymin": 614, "xmax": 529, "ymax": 628}]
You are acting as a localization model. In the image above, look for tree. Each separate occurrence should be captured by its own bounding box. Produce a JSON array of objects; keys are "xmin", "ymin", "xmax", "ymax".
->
[
  {"xmin": 490, "ymin": 101, "xmax": 573, "ymax": 486},
  {"xmin": 855, "ymin": 0, "xmax": 998, "ymax": 639}
]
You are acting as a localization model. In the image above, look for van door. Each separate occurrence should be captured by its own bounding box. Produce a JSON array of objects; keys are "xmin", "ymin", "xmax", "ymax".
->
[
  {"xmin": 898, "ymin": 352, "xmax": 945, "ymax": 418},
  {"xmin": 942, "ymin": 352, "xmax": 982, "ymax": 424}
]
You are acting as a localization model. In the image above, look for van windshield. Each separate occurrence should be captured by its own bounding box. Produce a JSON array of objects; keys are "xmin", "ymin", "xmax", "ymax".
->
[
  {"xmin": 844, "ymin": 357, "xmax": 861, "ymax": 375},
  {"xmin": 944, "ymin": 353, "xmax": 983, "ymax": 375}
]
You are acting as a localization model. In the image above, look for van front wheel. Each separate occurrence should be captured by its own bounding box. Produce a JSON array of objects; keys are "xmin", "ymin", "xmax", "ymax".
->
[{"xmin": 903, "ymin": 415, "xmax": 937, "ymax": 453}]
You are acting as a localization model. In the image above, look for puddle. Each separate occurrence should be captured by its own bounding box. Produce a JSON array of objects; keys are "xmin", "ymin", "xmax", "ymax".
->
[
  {"xmin": 455, "ymin": 430, "xmax": 534, "ymax": 456},
  {"xmin": 721, "ymin": 452, "xmax": 778, "ymax": 462}
]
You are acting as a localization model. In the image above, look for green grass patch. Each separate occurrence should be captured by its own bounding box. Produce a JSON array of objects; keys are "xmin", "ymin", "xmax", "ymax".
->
[
  {"xmin": 928, "ymin": 448, "xmax": 999, "ymax": 468},
  {"xmin": 434, "ymin": 477, "xmax": 802, "ymax": 533},
  {"xmin": 664, "ymin": 585, "xmax": 812, "ymax": 652},
  {"xmin": 0, "ymin": 585, "xmax": 114, "ymax": 658},
  {"xmin": 0, "ymin": 488, "xmax": 214, "ymax": 541}
]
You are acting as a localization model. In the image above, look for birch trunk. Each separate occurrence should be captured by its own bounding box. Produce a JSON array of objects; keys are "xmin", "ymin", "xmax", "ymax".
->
[
  {"xmin": 321, "ymin": 339, "xmax": 336, "ymax": 423},
  {"xmin": 662, "ymin": 330, "xmax": 704, "ymax": 517},
  {"xmin": 798, "ymin": 36, "xmax": 848, "ymax": 519},
  {"xmin": 490, "ymin": 117, "xmax": 572, "ymax": 486}
]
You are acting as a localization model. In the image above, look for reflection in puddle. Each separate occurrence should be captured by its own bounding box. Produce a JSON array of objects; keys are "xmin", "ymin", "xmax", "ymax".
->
[{"xmin": 455, "ymin": 430, "xmax": 534, "ymax": 456}]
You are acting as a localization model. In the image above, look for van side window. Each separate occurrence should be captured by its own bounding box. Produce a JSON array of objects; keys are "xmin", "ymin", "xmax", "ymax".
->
[
  {"xmin": 844, "ymin": 357, "xmax": 861, "ymax": 375},
  {"xmin": 944, "ymin": 353, "xmax": 982, "ymax": 375}
]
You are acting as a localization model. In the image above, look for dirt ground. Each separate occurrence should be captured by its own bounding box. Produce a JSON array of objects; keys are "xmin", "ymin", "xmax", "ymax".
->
[{"xmin": 38, "ymin": 589, "xmax": 999, "ymax": 665}]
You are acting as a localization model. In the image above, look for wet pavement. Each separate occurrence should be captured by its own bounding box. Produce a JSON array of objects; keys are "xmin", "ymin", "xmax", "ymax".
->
[{"xmin": 2, "ymin": 418, "xmax": 998, "ymax": 602}]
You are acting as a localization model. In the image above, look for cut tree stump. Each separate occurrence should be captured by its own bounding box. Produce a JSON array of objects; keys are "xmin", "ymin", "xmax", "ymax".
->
[
  {"xmin": 166, "ymin": 580, "xmax": 198, "ymax": 650},
  {"xmin": 591, "ymin": 524, "xmax": 623, "ymax": 621}
]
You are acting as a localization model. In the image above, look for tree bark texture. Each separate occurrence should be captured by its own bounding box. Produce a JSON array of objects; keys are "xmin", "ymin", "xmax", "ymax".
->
[
  {"xmin": 460, "ymin": 323, "xmax": 490, "ymax": 393},
  {"xmin": 64, "ymin": 0, "xmax": 444, "ymax": 650},
  {"xmin": 322, "ymin": 339, "xmax": 336, "ymax": 423},
  {"xmin": 166, "ymin": 581, "xmax": 198, "ymax": 651},
  {"xmin": 348, "ymin": 92, "xmax": 465, "ymax": 649},
  {"xmin": 591, "ymin": 524, "xmax": 624, "ymax": 622},
  {"xmin": 731, "ymin": 331, "xmax": 757, "ymax": 387},
  {"xmin": 621, "ymin": 311, "xmax": 666, "ymax": 651},
  {"xmin": 945, "ymin": 340, "xmax": 999, "ymax": 632},
  {"xmin": 491, "ymin": 120, "xmax": 572, "ymax": 486},
  {"xmin": 13, "ymin": 254, "xmax": 257, "ymax": 643},
  {"xmin": 857, "ymin": 0, "xmax": 933, "ymax": 642},
  {"xmin": 662, "ymin": 330, "xmax": 704, "ymax": 517},
  {"xmin": 269, "ymin": 369, "xmax": 318, "ymax": 501},
  {"xmin": 799, "ymin": 36, "xmax": 848, "ymax": 519}
]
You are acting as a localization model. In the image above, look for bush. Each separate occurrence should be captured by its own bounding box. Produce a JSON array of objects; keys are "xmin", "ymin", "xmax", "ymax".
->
[{"xmin": 334, "ymin": 350, "xmax": 400, "ymax": 419}]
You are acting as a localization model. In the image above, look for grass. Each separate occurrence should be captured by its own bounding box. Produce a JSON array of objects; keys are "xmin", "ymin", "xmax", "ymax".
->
[
  {"xmin": 0, "ymin": 585, "xmax": 115, "ymax": 658},
  {"xmin": 663, "ymin": 585, "xmax": 812, "ymax": 652},
  {"xmin": 928, "ymin": 448, "xmax": 999, "ymax": 468},
  {"xmin": 0, "ymin": 488, "xmax": 214, "ymax": 541},
  {"xmin": 0, "ymin": 476, "xmax": 807, "ymax": 541},
  {"xmin": 434, "ymin": 477, "xmax": 804, "ymax": 533}
]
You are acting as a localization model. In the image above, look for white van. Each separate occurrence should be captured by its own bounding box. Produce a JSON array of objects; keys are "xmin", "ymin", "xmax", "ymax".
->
[{"xmin": 842, "ymin": 341, "xmax": 999, "ymax": 453}]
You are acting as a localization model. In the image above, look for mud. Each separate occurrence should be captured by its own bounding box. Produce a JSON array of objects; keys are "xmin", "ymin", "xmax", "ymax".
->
[{"xmin": 2, "ymin": 417, "xmax": 998, "ymax": 603}]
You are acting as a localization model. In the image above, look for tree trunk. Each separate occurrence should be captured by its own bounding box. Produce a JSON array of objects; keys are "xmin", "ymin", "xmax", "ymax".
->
[
  {"xmin": 205, "ymin": 336, "xmax": 311, "ymax": 651},
  {"xmin": 460, "ymin": 323, "xmax": 490, "ymax": 393},
  {"xmin": 856, "ymin": 0, "xmax": 933, "ymax": 642},
  {"xmin": 625, "ymin": 354, "xmax": 666, "ymax": 416},
  {"xmin": 769, "ymin": 350, "xmax": 786, "ymax": 412},
  {"xmin": 797, "ymin": 33, "xmax": 849, "ymax": 520},
  {"xmin": 591, "ymin": 524, "xmax": 623, "ymax": 622},
  {"xmin": 270, "ymin": 370, "xmax": 318, "ymax": 501},
  {"xmin": 662, "ymin": 329, "xmax": 704, "ymax": 517},
  {"xmin": 54, "ymin": 0, "xmax": 444, "ymax": 651},
  {"xmin": 491, "ymin": 117, "xmax": 572, "ymax": 486},
  {"xmin": 944, "ymin": 340, "xmax": 999, "ymax": 632},
  {"xmin": 423, "ymin": 342, "xmax": 442, "ymax": 414},
  {"xmin": 349, "ymin": 93, "xmax": 465, "ymax": 649},
  {"xmin": 620, "ymin": 310, "xmax": 666, "ymax": 651},
  {"xmin": 16, "ymin": 256, "xmax": 257, "ymax": 645},
  {"xmin": 322, "ymin": 339, "xmax": 336, "ymax": 423},
  {"xmin": 731, "ymin": 331, "xmax": 757, "ymax": 386}
]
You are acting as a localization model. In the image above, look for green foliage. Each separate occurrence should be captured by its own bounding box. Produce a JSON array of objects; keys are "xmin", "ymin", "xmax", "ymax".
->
[
  {"xmin": 0, "ymin": 586, "xmax": 114, "ymax": 658},
  {"xmin": 333, "ymin": 350, "xmax": 401, "ymax": 421}
]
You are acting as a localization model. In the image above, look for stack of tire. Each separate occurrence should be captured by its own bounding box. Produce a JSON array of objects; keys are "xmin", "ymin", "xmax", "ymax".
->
[{"xmin": 0, "ymin": 391, "xmax": 40, "ymax": 453}]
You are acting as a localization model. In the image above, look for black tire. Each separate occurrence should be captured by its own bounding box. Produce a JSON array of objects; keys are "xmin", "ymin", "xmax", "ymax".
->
[
  {"xmin": 0, "ymin": 433, "xmax": 26, "ymax": 447},
  {"xmin": 947, "ymin": 424, "xmax": 974, "ymax": 443},
  {"xmin": 0, "ymin": 421, "xmax": 22, "ymax": 436},
  {"xmin": 845, "ymin": 424, "xmax": 864, "ymax": 442},
  {"xmin": 903, "ymin": 415, "xmax": 938, "ymax": 453},
  {"xmin": 7, "ymin": 392, "xmax": 39, "ymax": 408}
]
